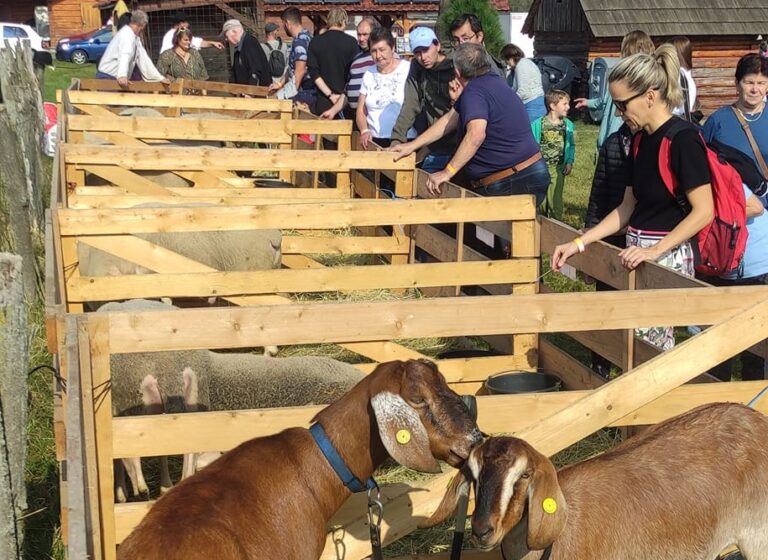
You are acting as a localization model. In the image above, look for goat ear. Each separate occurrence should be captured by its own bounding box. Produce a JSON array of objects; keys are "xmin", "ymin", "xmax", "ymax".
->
[
  {"xmin": 371, "ymin": 391, "xmax": 442, "ymax": 473},
  {"xmin": 419, "ymin": 465, "xmax": 471, "ymax": 528},
  {"xmin": 526, "ymin": 448, "xmax": 567, "ymax": 550}
]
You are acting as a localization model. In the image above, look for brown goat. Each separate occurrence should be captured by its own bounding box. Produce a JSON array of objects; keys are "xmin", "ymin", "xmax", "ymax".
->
[
  {"xmin": 117, "ymin": 359, "xmax": 482, "ymax": 560},
  {"xmin": 424, "ymin": 402, "xmax": 768, "ymax": 560}
]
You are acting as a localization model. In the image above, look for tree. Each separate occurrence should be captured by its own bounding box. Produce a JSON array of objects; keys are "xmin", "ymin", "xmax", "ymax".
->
[
  {"xmin": 438, "ymin": 0, "xmax": 506, "ymax": 59},
  {"xmin": 509, "ymin": 0, "xmax": 533, "ymax": 12}
]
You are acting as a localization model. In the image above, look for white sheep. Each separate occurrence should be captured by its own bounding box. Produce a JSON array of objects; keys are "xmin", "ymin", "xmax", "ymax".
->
[{"xmin": 424, "ymin": 402, "xmax": 768, "ymax": 560}]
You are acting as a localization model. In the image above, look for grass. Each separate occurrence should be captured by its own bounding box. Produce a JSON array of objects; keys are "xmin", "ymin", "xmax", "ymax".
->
[
  {"xmin": 22, "ymin": 96, "xmax": 608, "ymax": 557},
  {"xmin": 43, "ymin": 61, "xmax": 96, "ymax": 103}
]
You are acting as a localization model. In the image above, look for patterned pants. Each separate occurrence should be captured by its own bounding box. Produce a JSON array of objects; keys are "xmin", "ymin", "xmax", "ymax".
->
[{"xmin": 626, "ymin": 227, "xmax": 695, "ymax": 351}]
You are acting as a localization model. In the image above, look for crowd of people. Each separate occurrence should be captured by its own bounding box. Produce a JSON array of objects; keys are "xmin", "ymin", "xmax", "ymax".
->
[{"xmin": 93, "ymin": 10, "xmax": 768, "ymax": 376}]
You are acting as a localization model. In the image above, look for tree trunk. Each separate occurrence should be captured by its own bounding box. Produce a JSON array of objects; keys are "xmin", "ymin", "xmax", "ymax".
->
[
  {"xmin": 0, "ymin": 41, "xmax": 45, "ymax": 301},
  {"xmin": 0, "ymin": 253, "xmax": 28, "ymax": 560}
]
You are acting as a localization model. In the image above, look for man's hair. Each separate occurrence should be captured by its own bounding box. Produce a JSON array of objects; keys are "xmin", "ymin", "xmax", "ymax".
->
[
  {"xmin": 281, "ymin": 7, "xmax": 302, "ymax": 25},
  {"xmin": 454, "ymin": 43, "xmax": 490, "ymax": 79},
  {"xmin": 172, "ymin": 12, "xmax": 188, "ymax": 26},
  {"xmin": 545, "ymin": 89, "xmax": 569, "ymax": 109},
  {"xmin": 501, "ymin": 43, "xmax": 524, "ymax": 64},
  {"xmin": 358, "ymin": 16, "xmax": 378, "ymax": 32},
  {"xmin": 130, "ymin": 10, "xmax": 149, "ymax": 27},
  {"xmin": 449, "ymin": 13, "xmax": 483, "ymax": 35},
  {"xmin": 327, "ymin": 7, "xmax": 348, "ymax": 28},
  {"xmin": 369, "ymin": 26, "xmax": 394, "ymax": 49}
]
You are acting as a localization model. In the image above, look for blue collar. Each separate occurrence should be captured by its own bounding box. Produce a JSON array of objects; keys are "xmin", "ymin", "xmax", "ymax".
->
[{"xmin": 309, "ymin": 423, "xmax": 377, "ymax": 493}]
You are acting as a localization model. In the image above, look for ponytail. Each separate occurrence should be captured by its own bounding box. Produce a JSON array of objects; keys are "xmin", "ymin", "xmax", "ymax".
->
[{"xmin": 608, "ymin": 43, "xmax": 683, "ymax": 111}]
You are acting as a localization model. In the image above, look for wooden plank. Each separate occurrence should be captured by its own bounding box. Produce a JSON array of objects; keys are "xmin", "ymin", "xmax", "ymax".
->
[
  {"xmin": 66, "ymin": 90, "xmax": 290, "ymax": 112},
  {"xmin": 182, "ymin": 79, "xmax": 271, "ymax": 98},
  {"xmin": 57, "ymin": 197, "xmax": 537, "ymax": 235},
  {"xmin": 71, "ymin": 186, "xmax": 347, "ymax": 201},
  {"xmin": 352, "ymin": 354, "xmax": 533, "ymax": 380},
  {"xmin": 112, "ymin": 379, "xmax": 768, "ymax": 542},
  {"xmin": 68, "ymin": 259, "xmax": 539, "ymax": 301},
  {"xmin": 80, "ymin": 165, "xmax": 176, "ymax": 196},
  {"xmin": 88, "ymin": 315, "xmax": 116, "ymax": 560},
  {"xmin": 61, "ymin": 145, "xmax": 416, "ymax": 172},
  {"xmin": 538, "ymin": 337, "xmax": 606, "ymax": 390},
  {"xmin": 103, "ymin": 287, "xmax": 768, "ymax": 354},
  {"xmin": 281, "ymin": 235, "xmax": 409, "ymax": 255},
  {"xmin": 76, "ymin": 79, "xmax": 182, "ymax": 94},
  {"xmin": 77, "ymin": 317, "xmax": 103, "ymax": 560}
]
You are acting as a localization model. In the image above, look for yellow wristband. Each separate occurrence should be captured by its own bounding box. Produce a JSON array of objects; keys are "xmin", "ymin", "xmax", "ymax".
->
[
  {"xmin": 446, "ymin": 163, "xmax": 458, "ymax": 176},
  {"xmin": 573, "ymin": 237, "xmax": 586, "ymax": 253}
]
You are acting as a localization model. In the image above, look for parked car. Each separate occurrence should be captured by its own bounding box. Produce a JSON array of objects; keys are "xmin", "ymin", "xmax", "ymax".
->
[
  {"xmin": 56, "ymin": 27, "xmax": 112, "ymax": 65},
  {"xmin": 0, "ymin": 22, "xmax": 48, "ymax": 51}
]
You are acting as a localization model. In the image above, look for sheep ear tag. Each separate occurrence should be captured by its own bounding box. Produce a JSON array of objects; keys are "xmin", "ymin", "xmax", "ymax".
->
[{"xmin": 371, "ymin": 392, "xmax": 441, "ymax": 473}]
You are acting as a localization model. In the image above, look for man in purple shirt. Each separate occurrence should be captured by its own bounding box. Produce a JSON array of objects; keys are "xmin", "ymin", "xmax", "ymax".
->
[{"xmin": 391, "ymin": 43, "xmax": 549, "ymax": 203}]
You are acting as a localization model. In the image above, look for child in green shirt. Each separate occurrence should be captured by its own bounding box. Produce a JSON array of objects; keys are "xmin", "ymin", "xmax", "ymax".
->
[{"xmin": 531, "ymin": 89, "xmax": 576, "ymax": 219}]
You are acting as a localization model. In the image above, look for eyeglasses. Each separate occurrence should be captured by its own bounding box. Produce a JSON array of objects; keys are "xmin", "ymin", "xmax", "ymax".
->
[
  {"xmin": 450, "ymin": 32, "xmax": 476, "ymax": 46},
  {"xmin": 613, "ymin": 89, "xmax": 654, "ymax": 113}
]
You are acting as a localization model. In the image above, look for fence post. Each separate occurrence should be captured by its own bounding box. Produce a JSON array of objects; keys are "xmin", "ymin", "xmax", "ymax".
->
[{"xmin": 0, "ymin": 253, "xmax": 28, "ymax": 560}]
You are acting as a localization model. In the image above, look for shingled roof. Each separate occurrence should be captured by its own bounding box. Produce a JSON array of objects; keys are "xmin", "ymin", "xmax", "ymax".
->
[{"xmin": 525, "ymin": 0, "xmax": 768, "ymax": 37}]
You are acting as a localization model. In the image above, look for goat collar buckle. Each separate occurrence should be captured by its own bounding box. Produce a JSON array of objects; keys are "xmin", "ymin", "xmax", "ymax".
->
[{"xmin": 309, "ymin": 423, "xmax": 377, "ymax": 493}]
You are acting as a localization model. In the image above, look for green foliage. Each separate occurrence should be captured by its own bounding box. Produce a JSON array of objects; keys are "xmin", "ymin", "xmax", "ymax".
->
[{"xmin": 438, "ymin": 0, "xmax": 507, "ymax": 59}]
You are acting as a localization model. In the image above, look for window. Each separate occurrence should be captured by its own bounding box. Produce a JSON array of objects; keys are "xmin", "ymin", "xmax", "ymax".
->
[{"xmin": 3, "ymin": 26, "xmax": 29, "ymax": 39}]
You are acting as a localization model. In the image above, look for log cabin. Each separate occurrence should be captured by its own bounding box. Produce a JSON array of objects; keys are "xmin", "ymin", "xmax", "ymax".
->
[{"xmin": 522, "ymin": 0, "xmax": 768, "ymax": 115}]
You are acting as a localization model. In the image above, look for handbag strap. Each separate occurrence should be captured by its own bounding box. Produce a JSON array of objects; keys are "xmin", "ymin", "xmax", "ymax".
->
[{"xmin": 731, "ymin": 104, "xmax": 768, "ymax": 178}]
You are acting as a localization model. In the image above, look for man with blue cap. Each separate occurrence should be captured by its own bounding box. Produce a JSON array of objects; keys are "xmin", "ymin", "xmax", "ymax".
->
[{"xmin": 388, "ymin": 26, "xmax": 456, "ymax": 173}]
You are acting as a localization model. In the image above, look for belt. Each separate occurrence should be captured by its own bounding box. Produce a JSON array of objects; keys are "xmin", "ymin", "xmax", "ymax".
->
[{"xmin": 471, "ymin": 152, "xmax": 543, "ymax": 189}]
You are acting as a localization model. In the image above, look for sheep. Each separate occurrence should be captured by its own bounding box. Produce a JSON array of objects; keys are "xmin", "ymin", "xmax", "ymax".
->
[
  {"xmin": 423, "ymin": 402, "xmax": 768, "ymax": 560},
  {"xmin": 117, "ymin": 359, "xmax": 483, "ymax": 560}
]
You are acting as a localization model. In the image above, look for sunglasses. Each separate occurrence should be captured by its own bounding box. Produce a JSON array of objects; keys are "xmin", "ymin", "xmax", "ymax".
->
[{"xmin": 613, "ymin": 88, "xmax": 658, "ymax": 113}]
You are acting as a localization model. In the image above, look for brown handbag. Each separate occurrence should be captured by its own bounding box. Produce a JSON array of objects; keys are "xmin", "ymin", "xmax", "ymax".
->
[{"xmin": 731, "ymin": 105, "xmax": 768, "ymax": 179}]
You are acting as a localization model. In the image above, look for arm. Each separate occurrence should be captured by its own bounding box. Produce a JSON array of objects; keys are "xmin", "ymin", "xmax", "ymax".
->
[
  {"xmin": 293, "ymin": 59, "xmax": 307, "ymax": 89},
  {"xmin": 746, "ymin": 190, "xmax": 765, "ymax": 218},
  {"xmin": 390, "ymin": 108, "xmax": 459, "ymax": 159},
  {"xmin": 156, "ymin": 52, "xmax": 171, "ymax": 79},
  {"xmin": 552, "ymin": 186, "xmax": 636, "ymax": 270},
  {"xmin": 425, "ymin": 118, "xmax": 486, "ymax": 195},
  {"xmin": 356, "ymin": 94, "xmax": 372, "ymax": 149},
  {"xmin": 390, "ymin": 66, "xmax": 422, "ymax": 145},
  {"xmin": 199, "ymin": 39, "xmax": 223, "ymax": 50},
  {"xmin": 619, "ymin": 183, "xmax": 714, "ymax": 270},
  {"xmin": 135, "ymin": 40, "xmax": 167, "ymax": 83},
  {"xmin": 116, "ymin": 33, "xmax": 134, "ymax": 81}
]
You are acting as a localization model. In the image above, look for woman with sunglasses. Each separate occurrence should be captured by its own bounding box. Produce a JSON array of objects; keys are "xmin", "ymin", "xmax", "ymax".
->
[
  {"xmin": 157, "ymin": 27, "xmax": 209, "ymax": 93},
  {"xmin": 552, "ymin": 44, "xmax": 715, "ymax": 350}
]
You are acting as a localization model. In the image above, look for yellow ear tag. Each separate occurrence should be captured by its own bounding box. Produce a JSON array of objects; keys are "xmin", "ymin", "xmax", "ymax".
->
[
  {"xmin": 396, "ymin": 429, "xmax": 411, "ymax": 445},
  {"xmin": 542, "ymin": 497, "xmax": 557, "ymax": 514}
]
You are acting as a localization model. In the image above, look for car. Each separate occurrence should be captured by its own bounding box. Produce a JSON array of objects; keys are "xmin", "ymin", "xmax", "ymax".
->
[
  {"xmin": 0, "ymin": 22, "xmax": 48, "ymax": 51},
  {"xmin": 56, "ymin": 26, "xmax": 112, "ymax": 65}
]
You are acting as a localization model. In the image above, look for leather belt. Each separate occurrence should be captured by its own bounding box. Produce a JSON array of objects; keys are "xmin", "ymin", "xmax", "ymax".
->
[{"xmin": 471, "ymin": 152, "xmax": 543, "ymax": 189}]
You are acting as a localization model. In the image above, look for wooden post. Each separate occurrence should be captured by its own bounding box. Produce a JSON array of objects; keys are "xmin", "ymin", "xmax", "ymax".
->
[
  {"xmin": 0, "ymin": 42, "xmax": 46, "ymax": 300},
  {"xmin": 0, "ymin": 254, "xmax": 28, "ymax": 560}
]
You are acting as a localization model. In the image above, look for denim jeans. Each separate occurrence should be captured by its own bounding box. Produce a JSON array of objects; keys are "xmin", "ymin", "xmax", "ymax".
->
[
  {"xmin": 524, "ymin": 96, "xmax": 547, "ymax": 122},
  {"xmin": 474, "ymin": 158, "xmax": 550, "ymax": 206},
  {"xmin": 419, "ymin": 152, "xmax": 452, "ymax": 174}
]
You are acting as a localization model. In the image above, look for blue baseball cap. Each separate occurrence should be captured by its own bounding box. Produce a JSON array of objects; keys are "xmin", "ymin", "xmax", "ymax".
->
[{"xmin": 409, "ymin": 26, "xmax": 438, "ymax": 52}]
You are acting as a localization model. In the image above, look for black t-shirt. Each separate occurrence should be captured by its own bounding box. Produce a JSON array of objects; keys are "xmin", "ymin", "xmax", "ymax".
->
[
  {"xmin": 307, "ymin": 29, "xmax": 360, "ymax": 115},
  {"xmin": 628, "ymin": 117, "xmax": 711, "ymax": 231}
]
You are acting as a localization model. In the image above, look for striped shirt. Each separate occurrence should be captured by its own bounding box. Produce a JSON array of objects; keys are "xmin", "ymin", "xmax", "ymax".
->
[{"xmin": 346, "ymin": 50, "xmax": 375, "ymax": 110}]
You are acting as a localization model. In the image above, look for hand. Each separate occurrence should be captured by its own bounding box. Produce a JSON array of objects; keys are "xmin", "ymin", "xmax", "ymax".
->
[
  {"xmin": 426, "ymin": 169, "xmax": 451, "ymax": 196},
  {"xmin": 360, "ymin": 130, "xmax": 372, "ymax": 150},
  {"xmin": 268, "ymin": 81, "xmax": 283, "ymax": 93},
  {"xmin": 117, "ymin": 76, "xmax": 130, "ymax": 89},
  {"xmin": 574, "ymin": 97, "xmax": 588, "ymax": 110},
  {"xmin": 618, "ymin": 245, "xmax": 661, "ymax": 270},
  {"xmin": 563, "ymin": 163, "xmax": 573, "ymax": 176},
  {"xmin": 161, "ymin": 78, "xmax": 171, "ymax": 86},
  {"xmin": 320, "ymin": 107, "xmax": 339, "ymax": 119},
  {"xmin": 551, "ymin": 240, "xmax": 580, "ymax": 271},
  {"xmin": 211, "ymin": 41, "xmax": 224, "ymax": 50},
  {"xmin": 388, "ymin": 142, "xmax": 415, "ymax": 162},
  {"xmin": 329, "ymin": 92, "xmax": 341, "ymax": 104},
  {"xmin": 449, "ymin": 78, "xmax": 464, "ymax": 105}
]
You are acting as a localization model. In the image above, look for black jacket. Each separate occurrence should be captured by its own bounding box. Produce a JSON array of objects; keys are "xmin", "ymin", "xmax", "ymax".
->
[
  {"xmin": 232, "ymin": 32, "xmax": 271, "ymax": 87},
  {"xmin": 584, "ymin": 123, "xmax": 633, "ymax": 248}
]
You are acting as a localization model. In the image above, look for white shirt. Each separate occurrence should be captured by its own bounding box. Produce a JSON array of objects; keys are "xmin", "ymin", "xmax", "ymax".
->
[
  {"xmin": 673, "ymin": 68, "xmax": 698, "ymax": 117},
  {"xmin": 98, "ymin": 25, "xmax": 165, "ymax": 81},
  {"xmin": 360, "ymin": 59, "xmax": 416, "ymax": 139},
  {"xmin": 160, "ymin": 27, "xmax": 204, "ymax": 54}
]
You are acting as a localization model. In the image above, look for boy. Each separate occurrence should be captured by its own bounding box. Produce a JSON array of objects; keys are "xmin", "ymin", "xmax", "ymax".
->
[{"xmin": 531, "ymin": 89, "xmax": 575, "ymax": 219}]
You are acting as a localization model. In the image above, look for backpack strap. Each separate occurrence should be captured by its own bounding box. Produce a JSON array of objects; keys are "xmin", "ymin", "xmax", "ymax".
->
[{"xmin": 731, "ymin": 104, "xmax": 768, "ymax": 179}]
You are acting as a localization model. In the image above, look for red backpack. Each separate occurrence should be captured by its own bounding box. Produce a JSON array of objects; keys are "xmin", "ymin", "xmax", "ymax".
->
[{"xmin": 632, "ymin": 120, "xmax": 747, "ymax": 277}]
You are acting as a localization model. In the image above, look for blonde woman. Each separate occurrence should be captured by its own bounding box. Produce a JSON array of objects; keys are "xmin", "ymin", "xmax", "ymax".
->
[{"xmin": 552, "ymin": 45, "xmax": 715, "ymax": 350}]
